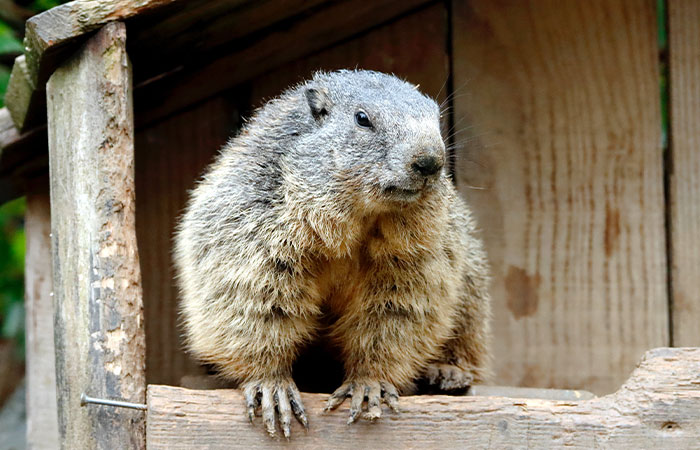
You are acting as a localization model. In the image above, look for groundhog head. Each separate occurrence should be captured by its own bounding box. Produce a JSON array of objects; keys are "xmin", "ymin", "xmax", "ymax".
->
[{"xmin": 298, "ymin": 70, "xmax": 446, "ymax": 207}]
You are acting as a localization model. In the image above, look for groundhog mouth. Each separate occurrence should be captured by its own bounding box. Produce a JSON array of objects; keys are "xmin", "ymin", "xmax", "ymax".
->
[{"xmin": 383, "ymin": 185, "xmax": 422, "ymax": 201}]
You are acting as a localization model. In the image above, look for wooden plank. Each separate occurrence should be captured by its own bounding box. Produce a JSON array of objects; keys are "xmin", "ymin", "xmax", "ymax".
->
[
  {"xmin": 135, "ymin": 95, "xmax": 241, "ymax": 386},
  {"xmin": 451, "ymin": 0, "xmax": 667, "ymax": 395},
  {"xmin": 249, "ymin": 2, "xmax": 449, "ymax": 109},
  {"xmin": 146, "ymin": 347, "xmax": 700, "ymax": 448},
  {"xmin": 668, "ymin": 0, "xmax": 700, "ymax": 346},
  {"xmin": 4, "ymin": 56, "xmax": 35, "ymax": 131},
  {"xmin": 5, "ymin": 0, "xmax": 431, "ymax": 131},
  {"xmin": 134, "ymin": 0, "xmax": 432, "ymax": 126},
  {"xmin": 0, "ymin": 108, "xmax": 19, "ymax": 149},
  {"xmin": 127, "ymin": 0, "xmax": 328, "ymax": 82},
  {"xmin": 0, "ymin": 124, "xmax": 48, "ymax": 205},
  {"xmin": 24, "ymin": 0, "xmax": 178, "ymax": 84},
  {"xmin": 46, "ymin": 22, "xmax": 145, "ymax": 449},
  {"xmin": 24, "ymin": 175, "xmax": 59, "ymax": 449},
  {"xmin": 8, "ymin": 0, "xmax": 178, "ymax": 131}
]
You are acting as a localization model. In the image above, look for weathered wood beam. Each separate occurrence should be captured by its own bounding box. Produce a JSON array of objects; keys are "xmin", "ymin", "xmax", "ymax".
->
[
  {"xmin": 47, "ymin": 22, "xmax": 145, "ymax": 449},
  {"xmin": 147, "ymin": 348, "xmax": 700, "ymax": 448},
  {"xmin": 24, "ymin": 0, "xmax": 177, "ymax": 85},
  {"xmin": 4, "ymin": 56, "xmax": 36, "ymax": 131},
  {"xmin": 7, "ymin": 0, "xmax": 178, "ymax": 130},
  {"xmin": 5, "ymin": 0, "xmax": 347, "ymax": 131},
  {"xmin": 24, "ymin": 176, "xmax": 59, "ymax": 449}
]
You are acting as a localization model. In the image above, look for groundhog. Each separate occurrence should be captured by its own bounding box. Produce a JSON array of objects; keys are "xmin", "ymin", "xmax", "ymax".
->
[{"xmin": 174, "ymin": 70, "xmax": 491, "ymax": 438}]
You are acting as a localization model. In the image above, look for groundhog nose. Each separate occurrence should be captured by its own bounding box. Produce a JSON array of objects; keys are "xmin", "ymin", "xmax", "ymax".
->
[{"xmin": 411, "ymin": 154, "xmax": 443, "ymax": 177}]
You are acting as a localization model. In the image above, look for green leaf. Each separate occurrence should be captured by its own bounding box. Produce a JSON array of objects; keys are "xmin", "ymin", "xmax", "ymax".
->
[
  {"xmin": 0, "ymin": 21, "xmax": 23, "ymax": 55},
  {"xmin": 32, "ymin": 0, "xmax": 63, "ymax": 12},
  {"xmin": 0, "ymin": 64, "xmax": 10, "ymax": 108}
]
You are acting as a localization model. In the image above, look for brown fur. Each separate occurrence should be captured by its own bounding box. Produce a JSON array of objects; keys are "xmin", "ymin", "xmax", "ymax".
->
[{"xmin": 173, "ymin": 71, "xmax": 491, "ymax": 434}]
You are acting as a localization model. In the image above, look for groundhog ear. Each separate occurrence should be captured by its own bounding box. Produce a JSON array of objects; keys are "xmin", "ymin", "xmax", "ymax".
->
[{"xmin": 305, "ymin": 87, "xmax": 331, "ymax": 121}]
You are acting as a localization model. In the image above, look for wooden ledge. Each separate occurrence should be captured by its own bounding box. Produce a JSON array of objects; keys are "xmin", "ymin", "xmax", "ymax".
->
[{"xmin": 146, "ymin": 347, "xmax": 700, "ymax": 448}]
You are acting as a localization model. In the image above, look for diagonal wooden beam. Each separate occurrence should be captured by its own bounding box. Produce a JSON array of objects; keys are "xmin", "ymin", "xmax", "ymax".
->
[{"xmin": 8, "ymin": 0, "xmax": 179, "ymax": 131}]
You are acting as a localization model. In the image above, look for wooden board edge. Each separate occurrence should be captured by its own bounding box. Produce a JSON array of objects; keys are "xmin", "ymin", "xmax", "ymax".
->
[
  {"xmin": 5, "ymin": 56, "xmax": 34, "ymax": 130},
  {"xmin": 146, "ymin": 347, "xmax": 700, "ymax": 447}
]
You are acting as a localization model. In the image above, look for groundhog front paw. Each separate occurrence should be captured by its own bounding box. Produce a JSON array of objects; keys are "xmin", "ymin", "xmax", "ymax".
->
[
  {"xmin": 242, "ymin": 378, "xmax": 308, "ymax": 438},
  {"xmin": 324, "ymin": 380, "xmax": 399, "ymax": 424},
  {"xmin": 423, "ymin": 363, "xmax": 474, "ymax": 392}
]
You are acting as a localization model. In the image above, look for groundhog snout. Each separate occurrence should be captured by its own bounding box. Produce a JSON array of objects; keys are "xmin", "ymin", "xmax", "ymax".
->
[{"xmin": 411, "ymin": 154, "xmax": 443, "ymax": 177}]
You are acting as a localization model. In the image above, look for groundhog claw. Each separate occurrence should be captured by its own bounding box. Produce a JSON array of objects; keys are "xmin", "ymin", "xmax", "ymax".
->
[
  {"xmin": 243, "ymin": 380, "xmax": 308, "ymax": 438},
  {"xmin": 325, "ymin": 380, "xmax": 399, "ymax": 423},
  {"xmin": 424, "ymin": 363, "xmax": 474, "ymax": 391}
]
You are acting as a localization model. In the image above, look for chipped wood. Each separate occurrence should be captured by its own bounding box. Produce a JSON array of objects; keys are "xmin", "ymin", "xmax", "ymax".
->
[
  {"xmin": 146, "ymin": 348, "xmax": 700, "ymax": 448},
  {"xmin": 47, "ymin": 22, "xmax": 145, "ymax": 449}
]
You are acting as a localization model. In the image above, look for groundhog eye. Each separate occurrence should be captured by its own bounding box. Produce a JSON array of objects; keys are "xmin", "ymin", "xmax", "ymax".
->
[{"xmin": 354, "ymin": 111, "xmax": 372, "ymax": 128}]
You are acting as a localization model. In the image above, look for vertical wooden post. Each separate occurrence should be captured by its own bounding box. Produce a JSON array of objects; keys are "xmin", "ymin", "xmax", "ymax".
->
[
  {"xmin": 668, "ymin": 0, "xmax": 700, "ymax": 346},
  {"xmin": 46, "ymin": 22, "xmax": 145, "ymax": 449},
  {"xmin": 24, "ymin": 175, "xmax": 60, "ymax": 449}
]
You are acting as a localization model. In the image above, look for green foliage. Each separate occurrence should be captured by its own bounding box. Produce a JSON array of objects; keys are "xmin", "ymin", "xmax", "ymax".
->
[
  {"xmin": 32, "ymin": 0, "xmax": 63, "ymax": 11},
  {"xmin": 0, "ymin": 65, "xmax": 10, "ymax": 108},
  {"xmin": 0, "ymin": 19, "xmax": 22, "ymax": 107},
  {"xmin": 0, "ymin": 197, "xmax": 26, "ymax": 356},
  {"xmin": 0, "ymin": 21, "xmax": 23, "ymax": 55}
]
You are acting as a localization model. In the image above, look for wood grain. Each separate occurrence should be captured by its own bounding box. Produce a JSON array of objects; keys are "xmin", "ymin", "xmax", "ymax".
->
[
  {"xmin": 24, "ymin": 0, "xmax": 177, "ymax": 83},
  {"xmin": 249, "ymin": 3, "xmax": 449, "ymax": 109},
  {"xmin": 135, "ymin": 95, "xmax": 242, "ymax": 386},
  {"xmin": 133, "ymin": 0, "xmax": 432, "ymax": 126},
  {"xmin": 24, "ymin": 176, "xmax": 59, "ymax": 449},
  {"xmin": 127, "ymin": 0, "xmax": 328, "ymax": 82},
  {"xmin": 451, "ymin": 0, "xmax": 668, "ymax": 394},
  {"xmin": 5, "ymin": 0, "xmax": 432, "ymax": 131},
  {"xmin": 8, "ymin": 0, "xmax": 177, "ymax": 131},
  {"xmin": 146, "ymin": 347, "xmax": 700, "ymax": 449},
  {"xmin": 46, "ymin": 22, "xmax": 145, "ymax": 449},
  {"xmin": 668, "ymin": 0, "xmax": 700, "ymax": 346}
]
